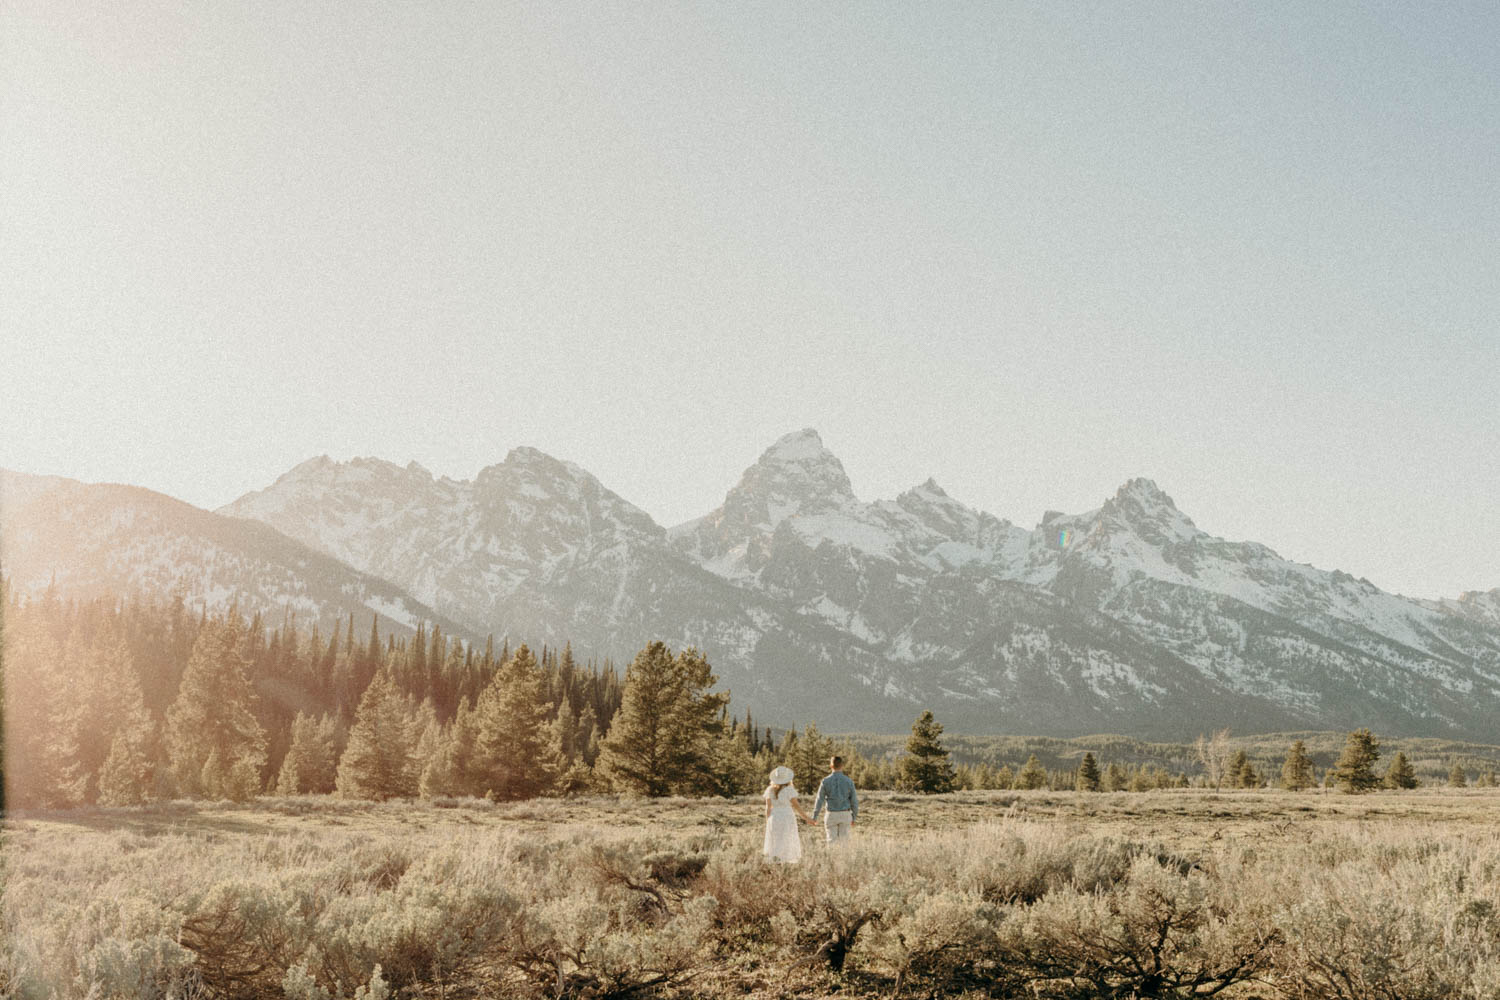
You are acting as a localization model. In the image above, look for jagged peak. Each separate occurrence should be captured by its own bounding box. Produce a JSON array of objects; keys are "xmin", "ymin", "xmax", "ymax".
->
[
  {"xmin": 1096, "ymin": 477, "xmax": 1198, "ymax": 544},
  {"xmin": 759, "ymin": 428, "xmax": 831, "ymax": 464},
  {"xmin": 896, "ymin": 477, "xmax": 955, "ymax": 506},
  {"xmin": 740, "ymin": 428, "xmax": 854, "ymax": 498},
  {"xmin": 916, "ymin": 476, "xmax": 948, "ymax": 498},
  {"xmin": 1113, "ymin": 477, "xmax": 1176, "ymax": 509}
]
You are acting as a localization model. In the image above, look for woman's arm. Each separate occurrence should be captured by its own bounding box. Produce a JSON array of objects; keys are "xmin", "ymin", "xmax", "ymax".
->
[
  {"xmin": 792, "ymin": 798, "xmax": 814, "ymax": 824},
  {"xmin": 764, "ymin": 796, "xmax": 772, "ymax": 818}
]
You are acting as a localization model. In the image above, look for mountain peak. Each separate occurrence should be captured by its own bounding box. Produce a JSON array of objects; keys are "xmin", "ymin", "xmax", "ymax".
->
[
  {"xmin": 1097, "ymin": 477, "xmax": 1197, "ymax": 545},
  {"xmin": 679, "ymin": 430, "xmax": 857, "ymax": 567},
  {"xmin": 898, "ymin": 477, "xmax": 951, "ymax": 504},
  {"xmin": 760, "ymin": 428, "xmax": 829, "ymax": 463},
  {"xmin": 504, "ymin": 445, "xmax": 558, "ymax": 467},
  {"xmin": 1114, "ymin": 477, "xmax": 1176, "ymax": 509},
  {"xmin": 745, "ymin": 428, "xmax": 855, "ymax": 504}
]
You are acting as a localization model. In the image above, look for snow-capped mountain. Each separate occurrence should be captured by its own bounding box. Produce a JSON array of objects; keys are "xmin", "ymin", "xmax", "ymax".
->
[
  {"xmin": 217, "ymin": 450, "xmax": 837, "ymax": 689},
  {"xmin": 220, "ymin": 450, "xmax": 670, "ymax": 631},
  {"xmin": 0, "ymin": 470, "xmax": 461, "ymax": 638},
  {"xmin": 671, "ymin": 429, "xmax": 1028, "ymax": 586},
  {"xmin": 10, "ymin": 431, "xmax": 1497, "ymax": 738},
  {"xmin": 205, "ymin": 429, "xmax": 1500, "ymax": 738}
]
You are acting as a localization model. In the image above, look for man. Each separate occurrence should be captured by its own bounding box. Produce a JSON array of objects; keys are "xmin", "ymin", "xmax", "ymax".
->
[{"xmin": 811, "ymin": 755, "xmax": 859, "ymax": 845}]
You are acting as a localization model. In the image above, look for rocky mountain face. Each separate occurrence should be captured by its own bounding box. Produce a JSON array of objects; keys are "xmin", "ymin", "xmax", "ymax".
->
[
  {"xmin": 0, "ymin": 470, "xmax": 461, "ymax": 638},
  {"xmin": 656, "ymin": 433, "xmax": 1500, "ymax": 737},
  {"xmin": 216, "ymin": 450, "xmax": 799, "ymax": 667},
  {"xmin": 10, "ymin": 431, "xmax": 1498, "ymax": 738}
]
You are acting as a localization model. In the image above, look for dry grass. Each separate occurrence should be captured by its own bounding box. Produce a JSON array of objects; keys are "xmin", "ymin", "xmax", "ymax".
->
[{"xmin": 5, "ymin": 787, "xmax": 1500, "ymax": 999}]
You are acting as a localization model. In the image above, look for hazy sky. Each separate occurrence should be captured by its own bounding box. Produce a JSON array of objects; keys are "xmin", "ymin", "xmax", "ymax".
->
[{"xmin": 4, "ymin": 3, "xmax": 1497, "ymax": 600}]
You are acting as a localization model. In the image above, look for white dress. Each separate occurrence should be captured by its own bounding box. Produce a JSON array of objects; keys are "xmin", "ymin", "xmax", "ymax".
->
[{"xmin": 762, "ymin": 785, "xmax": 802, "ymax": 863}]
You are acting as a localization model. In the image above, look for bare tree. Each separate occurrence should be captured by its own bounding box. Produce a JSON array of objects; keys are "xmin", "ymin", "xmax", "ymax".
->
[{"xmin": 1195, "ymin": 728, "xmax": 1233, "ymax": 789}]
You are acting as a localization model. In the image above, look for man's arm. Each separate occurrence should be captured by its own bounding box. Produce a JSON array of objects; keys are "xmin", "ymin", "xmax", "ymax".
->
[
  {"xmin": 812, "ymin": 778, "xmax": 827, "ymax": 821},
  {"xmin": 848, "ymin": 776, "xmax": 858, "ymax": 822}
]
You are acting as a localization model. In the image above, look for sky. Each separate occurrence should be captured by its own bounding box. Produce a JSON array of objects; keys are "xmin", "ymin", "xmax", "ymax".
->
[{"xmin": 3, "ymin": 2, "xmax": 1497, "ymax": 600}]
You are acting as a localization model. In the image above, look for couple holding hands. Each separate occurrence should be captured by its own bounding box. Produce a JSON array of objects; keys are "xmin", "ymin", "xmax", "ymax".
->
[{"xmin": 761, "ymin": 755, "xmax": 859, "ymax": 863}]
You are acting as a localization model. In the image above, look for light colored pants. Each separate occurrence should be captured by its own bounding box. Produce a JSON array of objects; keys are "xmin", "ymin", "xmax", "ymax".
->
[{"xmin": 823, "ymin": 810, "xmax": 852, "ymax": 845}]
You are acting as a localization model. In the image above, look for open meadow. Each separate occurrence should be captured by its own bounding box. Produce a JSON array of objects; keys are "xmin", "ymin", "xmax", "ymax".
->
[{"xmin": 7, "ymin": 787, "xmax": 1500, "ymax": 999}]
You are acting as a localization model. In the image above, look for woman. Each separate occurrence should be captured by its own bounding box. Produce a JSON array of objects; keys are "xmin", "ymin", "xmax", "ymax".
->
[{"xmin": 762, "ymin": 765, "xmax": 814, "ymax": 863}]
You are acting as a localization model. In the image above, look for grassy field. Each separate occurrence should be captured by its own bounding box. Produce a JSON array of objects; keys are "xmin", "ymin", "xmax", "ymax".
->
[{"xmin": 7, "ymin": 787, "xmax": 1500, "ymax": 998}]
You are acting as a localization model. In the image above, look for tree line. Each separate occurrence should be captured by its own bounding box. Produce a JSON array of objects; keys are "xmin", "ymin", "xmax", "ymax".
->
[
  {"xmin": 3, "ymin": 582, "xmax": 1494, "ymax": 808},
  {"xmin": 1, "ymin": 585, "xmax": 628, "ymax": 806},
  {"xmin": 0, "ymin": 586, "xmax": 959, "ymax": 805}
]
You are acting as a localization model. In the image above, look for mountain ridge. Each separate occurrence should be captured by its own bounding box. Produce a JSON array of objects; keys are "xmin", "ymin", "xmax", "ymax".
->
[
  {"xmin": 7, "ymin": 431, "xmax": 1497, "ymax": 738},
  {"xmin": 210, "ymin": 429, "xmax": 1500, "ymax": 737},
  {"xmin": 0, "ymin": 469, "xmax": 467, "ymax": 639}
]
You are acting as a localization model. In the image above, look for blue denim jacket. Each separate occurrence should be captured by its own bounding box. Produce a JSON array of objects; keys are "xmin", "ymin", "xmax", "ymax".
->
[{"xmin": 811, "ymin": 771, "xmax": 858, "ymax": 821}]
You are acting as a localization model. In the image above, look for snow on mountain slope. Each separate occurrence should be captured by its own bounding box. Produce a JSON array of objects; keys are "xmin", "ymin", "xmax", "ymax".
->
[
  {"xmin": 672, "ymin": 430, "xmax": 1031, "ymax": 579},
  {"xmin": 221, "ymin": 448, "xmax": 672, "ymax": 633},
  {"xmin": 0, "ymin": 470, "xmax": 460, "ymax": 637},
  {"xmin": 106, "ymin": 428, "xmax": 1500, "ymax": 738},
  {"xmin": 218, "ymin": 449, "xmax": 827, "ymax": 693},
  {"xmin": 1014, "ymin": 478, "xmax": 1455, "ymax": 658},
  {"xmin": 667, "ymin": 434, "xmax": 1500, "ymax": 734}
]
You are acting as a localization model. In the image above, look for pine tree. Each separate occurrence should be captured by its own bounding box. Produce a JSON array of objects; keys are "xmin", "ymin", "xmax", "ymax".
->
[
  {"xmin": 335, "ymin": 672, "xmax": 417, "ymax": 800},
  {"xmin": 551, "ymin": 705, "xmax": 578, "ymax": 766},
  {"xmin": 1449, "ymin": 761, "xmax": 1467, "ymax": 788},
  {"xmin": 1329, "ymin": 728, "xmax": 1382, "ymax": 794},
  {"xmin": 993, "ymin": 764, "xmax": 1015, "ymax": 790},
  {"xmin": 786, "ymin": 722, "xmax": 836, "ymax": 789},
  {"xmin": 575, "ymin": 701, "xmax": 600, "ymax": 768},
  {"xmin": 598, "ymin": 641, "xmax": 728, "ymax": 797},
  {"xmin": 1384, "ymin": 750, "xmax": 1418, "ymax": 790},
  {"xmin": 1280, "ymin": 740, "xmax": 1316, "ymax": 791},
  {"xmin": 1227, "ymin": 750, "xmax": 1259, "ymax": 788},
  {"xmin": 470, "ymin": 644, "xmax": 561, "ymax": 800},
  {"xmin": 92, "ymin": 635, "xmax": 157, "ymax": 806},
  {"xmin": 665, "ymin": 646, "xmax": 729, "ymax": 795},
  {"xmin": 422, "ymin": 700, "xmax": 481, "ymax": 797},
  {"xmin": 60, "ymin": 628, "xmax": 109, "ymax": 801},
  {"xmin": 1076, "ymin": 752, "xmax": 1102, "ymax": 792},
  {"xmin": 276, "ymin": 722, "xmax": 311, "ymax": 795},
  {"xmin": 899, "ymin": 711, "xmax": 956, "ymax": 794},
  {"xmin": 3, "ymin": 611, "xmax": 83, "ymax": 807},
  {"xmin": 164, "ymin": 618, "xmax": 267, "ymax": 799},
  {"xmin": 1016, "ymin": 754, "xmax": 1048, "ymax": 791},
  {"xmin": 97, "ymin": 705, "xmax": 156, "ymax": 806},
  {"xmin": 706, "ymin": 727, "xmax": 759, "ymax": 798},
  {"xmin": 277, "ymin": 712, "xmax": 339, "ymax": 794},
  {"xmin": 410, "ymin": 700, "xmax": 443, "ymax": 791},
  {"xmin": 1104, "ymin": 761, "xmax": 1128, "ymax": 792}
]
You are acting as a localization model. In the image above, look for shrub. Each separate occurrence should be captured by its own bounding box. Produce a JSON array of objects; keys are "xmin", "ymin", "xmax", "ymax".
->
[
  {"xmin": 1003, "ymin": 853, "xmax": 1278, "ymax": 998},
  {"xmin": 1271, "ymin": 844, "xmax": 1500, "ymax": 999},
  {"xmin": 862, "ymin": 888, "xmax": 1005, "ymax": 995}
]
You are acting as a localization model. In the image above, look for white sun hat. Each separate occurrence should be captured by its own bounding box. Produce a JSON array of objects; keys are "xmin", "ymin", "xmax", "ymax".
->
[{"xmin": 769, "ymin": 765, "xmax": 794, "ymax": 785}]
